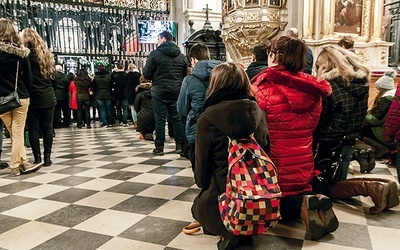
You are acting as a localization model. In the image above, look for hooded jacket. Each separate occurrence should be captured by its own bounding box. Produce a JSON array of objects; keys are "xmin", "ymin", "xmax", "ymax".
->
[
  {"xmin": 142, "ymin": 41, "xmax": 187, "ymax": 100},
  {"xmin": 385, "ymin": 83, "xmax": 400, "ymax": 141},
  {"xmin": 192, "ymin": 89, "xmax": 269, "ymax": 237},
  {"xmin": 134, "ymin": 83, "xmax": 155, "ymax": 135},
  {"xmin": 177, "ymin": 60, "xmax": 221, "ymax": 144},
  {"xmin": 0, "ymin": 42, "xmax": 32, "ymax": 99},
  {"xmin": 253, "ymin": 65, "xmax": 332, "ymax": 197},
  {"xmin": 316, "ymin": 68, "xmax": 370, "ymax": 143}
]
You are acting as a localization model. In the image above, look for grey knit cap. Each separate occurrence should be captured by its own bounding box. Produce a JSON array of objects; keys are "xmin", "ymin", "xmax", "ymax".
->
[{"xmin": 375, "ymin": 69, "xmax": 396, "ymax": 90}]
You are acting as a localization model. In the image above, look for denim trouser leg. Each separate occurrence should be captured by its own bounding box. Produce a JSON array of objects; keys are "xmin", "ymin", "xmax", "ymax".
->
[
  {"xmin": 167, "ymin": 100, "xmax": 183, "ymax": 144},
  {"xmin": 339, "ymin": 145, "xmax": 354, "ymax": 181},
  {"xmin": 105, "ymin": 99, "xmax": 113, "ymax": 125},
  {"xmin": 152, "ymin": 97, "xmax": 167, "ymax": 147},
  {"xmin": 96, "ymin": 99, "xmax": 108, "ymax": 126},
  {"xmin": 122, "ymin": 99, "xmax": 129, "ymax": 124},
  {"xmin": 130, "ymin": 105, "xmax": 137, "ymax": 122}
]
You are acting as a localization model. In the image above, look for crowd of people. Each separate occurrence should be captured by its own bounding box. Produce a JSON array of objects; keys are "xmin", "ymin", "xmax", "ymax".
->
[{"xmin": 1, "ymin": 17, "xmax": 399, "ymax": 250}]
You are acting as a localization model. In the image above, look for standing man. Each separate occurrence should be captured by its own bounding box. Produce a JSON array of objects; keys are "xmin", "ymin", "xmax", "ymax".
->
[{"xmin": 143, "ymin": 31, "xmax": 188, "ymax": 155}]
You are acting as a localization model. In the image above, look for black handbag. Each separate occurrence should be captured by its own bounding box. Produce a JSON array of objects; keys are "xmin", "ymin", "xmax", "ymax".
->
[
  {"xmin": 312, "ymin": 100, "xmax": 359, "ymax": 195},
  {"xmin": 0, "ymin": 61, "xmax": 21, "ymax": 114}
]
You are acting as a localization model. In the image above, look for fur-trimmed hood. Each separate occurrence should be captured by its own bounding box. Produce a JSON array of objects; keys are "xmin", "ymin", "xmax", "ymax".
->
[
  {"xmin": 254, "ymin": 65, "xmax": 332, "ymax": 113},
  {"xmin": 0, "ymin": 42, "xmax": 30, "ymax": 58},
  {"xmin": 322, "ymin": 68, "xmax": 369, "ymax": 99}
]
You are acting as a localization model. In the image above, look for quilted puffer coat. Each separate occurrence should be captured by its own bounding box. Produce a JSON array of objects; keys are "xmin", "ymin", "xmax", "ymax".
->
[{"xmin": 253, "ymin": 65, "xmax": 332, "ymax": 197}]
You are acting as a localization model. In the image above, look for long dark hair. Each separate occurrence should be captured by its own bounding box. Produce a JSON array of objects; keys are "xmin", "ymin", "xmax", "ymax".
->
[{"xmin": 268, "ymin": 35, "xmax": 306, "ymax": 73}]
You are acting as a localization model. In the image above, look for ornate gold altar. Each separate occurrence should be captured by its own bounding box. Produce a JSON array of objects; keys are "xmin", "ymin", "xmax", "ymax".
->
[{"xmin": 221, "ymin": 0, "xmax": 288, "ymax": 64}]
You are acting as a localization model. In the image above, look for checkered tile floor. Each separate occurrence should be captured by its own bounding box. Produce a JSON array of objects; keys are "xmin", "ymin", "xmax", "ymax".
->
[{"xmin": 0, "ymin": 122, "xmax": 399, "ymax": 250}]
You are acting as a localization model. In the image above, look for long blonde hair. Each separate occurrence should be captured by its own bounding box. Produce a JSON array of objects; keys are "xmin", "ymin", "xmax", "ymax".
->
[
  {"xmin": 127, "ymin": 63, "xmax": 139, "ymax": 72},
  {"xmin": 207, "ymin": 62, "xmax": 251, "ymax": 97},
  {"xmin": 0, "ymin": 18, "xmax": 22, "ymax": 47},
  {"xmin": 21, "ymin": 28, "xmax": 55, "ymax": 79},
  {"xmin": 315, "ymin": 45, "xmax": 370, "ymax": 85}
]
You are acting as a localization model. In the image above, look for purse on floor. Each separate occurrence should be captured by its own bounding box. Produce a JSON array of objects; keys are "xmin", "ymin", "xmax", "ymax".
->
[{"xmin": 0, "ymin": 61, "xmax": 22, "ymax": 114}]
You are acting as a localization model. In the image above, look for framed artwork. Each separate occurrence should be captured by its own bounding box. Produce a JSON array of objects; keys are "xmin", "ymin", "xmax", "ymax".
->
[
  {"xmin": 334, "ymin": 0, "xmax": 363, "ymax": 34},
  {"xmin": 268, "ymin": 0, "xmax": 281, "ymax": 7},
  {"xmin": 245, "ymin": 0, "xmax": 260, "ymax": 7},
  {"xmin": 228, "ymin": 0, "xmax": 235, "ymax": 11}
]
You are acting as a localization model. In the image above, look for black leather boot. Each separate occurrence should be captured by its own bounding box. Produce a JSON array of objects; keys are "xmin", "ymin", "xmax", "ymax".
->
[
  {"xmin": 43, "ymin": 153, "xmax": 52, "ymax": 166},
  {"xmin": 0, "ymin": 150, "xmax": 8, "ymax": 169}
]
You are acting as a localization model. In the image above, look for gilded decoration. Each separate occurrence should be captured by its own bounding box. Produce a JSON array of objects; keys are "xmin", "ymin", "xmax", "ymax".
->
[
  {"xmin": 222, "ymin": 0, "xmax": 287, "ymax": 62},
  {"xmin": 355, "ymin": 49, "xmax": 370, "ymax": 63},
  {"xmin": 380, "ymin": 49, "xmax": 388, "ymax": 64}
]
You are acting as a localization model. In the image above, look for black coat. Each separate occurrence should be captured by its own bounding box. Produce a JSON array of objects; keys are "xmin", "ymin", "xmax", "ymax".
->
[
  {"xmin": 126, "ymin": 71, "xmax": 141, "ymax": 105},
  {"xmin": 246, "ymin": 61, "xmax": 268, "ymax": 81},
  {"xmin": 112, "ymin": 70, "xmax": 127, "ymax": 100},
  {"xmin": 192, "ymin": 89, "xmax": 269, "ymax": 238},
  {"xmin": 0, "ymin": 42, "xmax": 32, "ymax": 99},
  {"xmin": 54, "ymin": 71, "xmax": 69, "ymax": 101},
  {"xmin": 27, "ymin": 52, "xmax": 56, "ymax": 108},
  {"xmin": 75, "ymin": 77, "xmax": 91, "ymax": 102},
  {"xmin": 142, "ymin": 41, "xmax": 188, "ymax": 100},
  {"xmin": 134, "ymin": 84, "xmax": 155, "ymax": 134},
  {"xmin": 92, "ymin": 71, "xmax": 112, "ymax": 100}
]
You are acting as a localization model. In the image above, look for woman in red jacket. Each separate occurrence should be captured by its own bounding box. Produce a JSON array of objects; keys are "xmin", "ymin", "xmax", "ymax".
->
[{"xmin": 252, "ymin": 35, "xmax": 335, "ymax": 240}]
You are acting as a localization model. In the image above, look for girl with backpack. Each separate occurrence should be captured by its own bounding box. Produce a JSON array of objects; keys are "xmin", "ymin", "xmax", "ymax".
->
[{"xmin": 192, "ymin": 62, "xmax": 270, "ymax": 250}]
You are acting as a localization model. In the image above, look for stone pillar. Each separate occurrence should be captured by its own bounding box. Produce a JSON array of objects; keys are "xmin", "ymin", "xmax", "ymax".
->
[
  {"xmin": 322, "ymin": 0, "xmax": 335, "ymax": 38},
  {"xmin": 303, "ymin": 0, "xmax": 314, "ymax": 40},
  {"xmin": 371, "ymin": 0, "xmax": 384, "ymax": 41}
]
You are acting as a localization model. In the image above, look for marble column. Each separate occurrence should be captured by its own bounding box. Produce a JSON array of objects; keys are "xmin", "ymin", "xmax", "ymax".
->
[
  {"xmin": 303, "ymin": 0, "xmax": 314, "ymax": 40},
  {"xmin": 371, "ymin": 0, "xmax": 384, "ymax": 41}
]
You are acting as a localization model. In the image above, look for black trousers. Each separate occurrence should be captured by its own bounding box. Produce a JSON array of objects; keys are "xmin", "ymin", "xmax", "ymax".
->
[{"xmin": 27, "ymin": 107, "xmax": 54, "ymax": 156}]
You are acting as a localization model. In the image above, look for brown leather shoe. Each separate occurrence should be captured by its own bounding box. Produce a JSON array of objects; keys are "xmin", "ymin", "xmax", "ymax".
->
[{"xmin": 20, "ymin": 162, "xmax": 43, "ymax": 175}]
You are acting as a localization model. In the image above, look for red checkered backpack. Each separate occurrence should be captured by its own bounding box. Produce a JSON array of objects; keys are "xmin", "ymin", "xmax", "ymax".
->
[{"xmin": 218, "ymin": 134, "xmax": 281, "ymax": 235}]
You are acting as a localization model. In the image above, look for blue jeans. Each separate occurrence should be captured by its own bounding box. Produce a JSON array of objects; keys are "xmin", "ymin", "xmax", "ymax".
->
[
  {"xmin": 130, "ymin": 105, "xmax": 137, "ymax": 122},
  {"xmin": 339, "ymin": 145, "xmax": 354, "ymax": 181},
  {"xmin": 151, "ymin": 97, "xmax": 182, "ymax": 147},
  {"xmin": 77, "ymin": 100, "xmax": 91, "ymax": 126},
  {"xmin": 115, "ymin": 98, "xmax": 129, "ymax": 124},
  {"xmin": 96, "ymin": 98, "xmax": 113, "ymax": 126}
]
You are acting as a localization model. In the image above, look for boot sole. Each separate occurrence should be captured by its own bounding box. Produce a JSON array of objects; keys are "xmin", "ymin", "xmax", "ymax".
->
[
  {"xmin": 318, "ymin": 195, "xmax": 339, "ymax": 234},
  {"xmin": 304, "ymin": 195, "xmax": 325, "ymax": 240},
  {"xmin": 386, "ymin": 181, "xmax": 400, "ymax": 209}
]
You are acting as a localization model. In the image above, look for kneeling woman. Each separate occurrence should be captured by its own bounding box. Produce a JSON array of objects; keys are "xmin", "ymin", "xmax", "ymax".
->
[{"xmin": 192, "ymin": 62, "xmax": 269, "ymax": 249}]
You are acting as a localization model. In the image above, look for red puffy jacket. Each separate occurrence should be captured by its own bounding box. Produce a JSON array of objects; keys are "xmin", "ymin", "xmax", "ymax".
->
[
  {"xmin": 253, "ymin": 66, "xmax": 332, "ymax": 197},
  {"xmin": 385, "ymin": 83, "xmax": 400, "ymax": 142}
]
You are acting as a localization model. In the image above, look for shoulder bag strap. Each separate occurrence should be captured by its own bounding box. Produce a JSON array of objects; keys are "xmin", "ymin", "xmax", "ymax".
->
[{"xmin": 15, "ymin": 61, "xmax": 19, "ymax": 92}]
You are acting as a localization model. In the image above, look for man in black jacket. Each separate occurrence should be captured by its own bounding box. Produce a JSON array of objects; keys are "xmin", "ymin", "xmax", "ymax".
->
[
  {"xmin": 246, "ymin": 43, "xmax": 268, "ymax": 81},
  {"xmin": 143, "ymin": 31, "xmax": 188, "ymax": 155},
  {"xmin": 53, "ymin": 65, "xmax": 70, "ymax": 128}
]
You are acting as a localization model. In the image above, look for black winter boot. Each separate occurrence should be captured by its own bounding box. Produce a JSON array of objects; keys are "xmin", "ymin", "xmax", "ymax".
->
[
  {"xmin": 34, "ymin": 154, "xmax": 42, "ymax": 164},
  {"xmin": 43, "ymin": 153, "xmax": 52, "ymax": 166}
]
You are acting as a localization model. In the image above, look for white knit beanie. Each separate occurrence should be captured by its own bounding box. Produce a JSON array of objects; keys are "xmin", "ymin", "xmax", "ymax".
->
[{"xmin": 375, "ymin": 69, "xmax": 396, "ymax": 90}]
